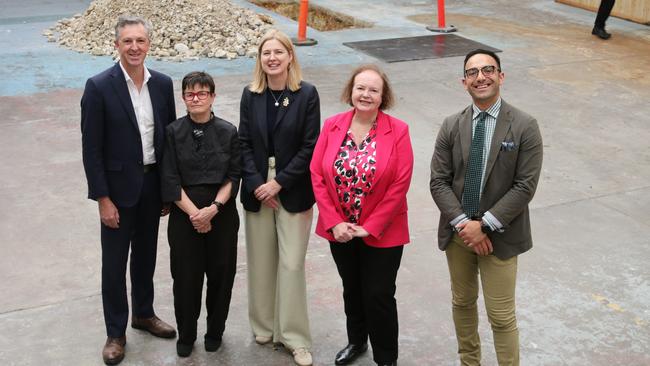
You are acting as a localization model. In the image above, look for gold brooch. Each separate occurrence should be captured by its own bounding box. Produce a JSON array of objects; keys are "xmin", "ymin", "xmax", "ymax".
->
[{"xmin": 282, "ymin": 97, "xmax": 289, "ymax": 107}]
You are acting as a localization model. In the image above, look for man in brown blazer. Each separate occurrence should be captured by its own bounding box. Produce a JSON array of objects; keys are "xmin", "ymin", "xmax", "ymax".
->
[{"xmin": 430, "ymin": 49, "xmax": 543, "ymax": 366}]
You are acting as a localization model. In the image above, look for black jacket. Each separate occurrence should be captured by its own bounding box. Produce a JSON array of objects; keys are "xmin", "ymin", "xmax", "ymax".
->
[
  {"xmin": 238, "ymin": 81, "xmax": 320, "ymax": 212},
  {"xmin": 160, "ymin": 115, "xmax": 241, "ymax": 203},
  {"xmin": 81, "ymin": 63, "xmax": 176, "ymax": 207}
]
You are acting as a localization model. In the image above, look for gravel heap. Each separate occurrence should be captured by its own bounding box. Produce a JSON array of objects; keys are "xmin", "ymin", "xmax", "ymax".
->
[{"xmin": 43, "ymin": 0, "xmax": 274, "ymax": 61}]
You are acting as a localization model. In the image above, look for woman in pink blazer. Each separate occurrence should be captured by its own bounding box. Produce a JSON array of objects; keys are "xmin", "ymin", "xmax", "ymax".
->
[{"xmin": 310, "ymin": 64, "xmax": 413, "ymax": 366}]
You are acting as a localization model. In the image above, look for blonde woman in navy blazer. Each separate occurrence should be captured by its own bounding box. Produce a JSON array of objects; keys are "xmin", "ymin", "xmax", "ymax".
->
[
  {"xmin": 310, "ymin": 64, "xmax": 413, "ymax": 366},
  {"xmin": 238, "ymin": 29, "xmax": 320, "ymax": 366}
]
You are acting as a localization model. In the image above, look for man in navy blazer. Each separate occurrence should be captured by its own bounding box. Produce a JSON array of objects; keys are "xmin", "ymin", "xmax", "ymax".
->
[{"xmin": 81, "ymin": 16, "xmax": 177, "ymax": 365}]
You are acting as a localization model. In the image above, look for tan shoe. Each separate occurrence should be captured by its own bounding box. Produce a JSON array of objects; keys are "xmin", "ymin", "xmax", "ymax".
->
[
  {"xmin": 132, "ymin": 315, "xmax": 176, "ymax": 338},
  {"xmin": 102, "ymin": 336, "xmax": 126, "ymax": 365},
  {"xmin": 254, "ymin": 335, "xmax": 272, "ymax": 345},
  {"xmin": 292, "ymin": 347, "xmax": 313, "ymax": 366}
]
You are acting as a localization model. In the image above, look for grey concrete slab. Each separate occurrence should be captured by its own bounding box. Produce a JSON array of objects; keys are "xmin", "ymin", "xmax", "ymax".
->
[
  {"xmin": 596, "ymin": 187, "xmax": 650, "ymax": 224},
  {"xmin": 520, "ymin": 198, "xmax": 650, "ymax": 365},
  {"xmin": 1, "ymin": 0, "xmax": 650, "ymax": 365}
]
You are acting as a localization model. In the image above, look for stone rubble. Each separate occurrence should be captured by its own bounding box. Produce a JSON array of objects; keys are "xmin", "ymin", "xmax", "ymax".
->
[{"xmin": 44, "ymin": 0, "xmax": 274, "ymax": 61}]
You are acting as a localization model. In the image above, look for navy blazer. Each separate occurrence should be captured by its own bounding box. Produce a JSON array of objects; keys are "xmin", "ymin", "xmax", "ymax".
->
[
  {"xmin": 238, "ymin": 81, "xmax": 320, "ymax": 212},
  {"xmin": 81, "ymin": 63, "xmax": 176, "ymax": 207}
]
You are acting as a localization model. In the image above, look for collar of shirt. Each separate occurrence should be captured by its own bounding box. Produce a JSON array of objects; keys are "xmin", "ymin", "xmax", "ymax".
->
[
  {"xmin": 472, "ymin": 97, "xmax": 502, "ymax": 121},
  {"xmin": 118, "ymin": 61, "xmax": 151, "ymax": 87},
  {"xmin": 118, "ymin": 61, "xmax": 156, "ymax": 165},
  {"xmin": 346, "ymin": 121, "xmax": 378, "ymax": 146}
]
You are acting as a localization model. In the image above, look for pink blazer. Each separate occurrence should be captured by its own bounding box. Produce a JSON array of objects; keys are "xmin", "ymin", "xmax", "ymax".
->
[{"xmin": 310, "ymin": 109, "xmax": 414, "ymax": 248}]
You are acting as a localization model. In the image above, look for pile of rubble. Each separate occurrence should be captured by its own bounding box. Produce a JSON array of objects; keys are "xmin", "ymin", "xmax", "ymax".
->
[{"xmin": 43, "ymin": 0, "xmax": 274, "ymax": 61}]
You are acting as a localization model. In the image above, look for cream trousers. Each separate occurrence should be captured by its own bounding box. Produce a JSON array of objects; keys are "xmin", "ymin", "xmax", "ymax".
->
[{"xmin": 245, "ymin": 159, "xmax": 313, "ymax": 350}]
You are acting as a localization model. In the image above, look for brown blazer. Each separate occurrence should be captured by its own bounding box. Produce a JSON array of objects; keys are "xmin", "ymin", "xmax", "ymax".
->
[{"xmin": 430, "ymin": 100, "xmax": 543, "ymax": 259}]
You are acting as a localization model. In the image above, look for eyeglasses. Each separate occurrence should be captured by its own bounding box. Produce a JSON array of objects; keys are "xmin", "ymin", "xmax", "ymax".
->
[
  {"xmin": 464, "ymin": 65, "xmax": 500, "ymax": 79},
  {"xmin": 183, "ymin": 91, "xmax": 211, "ymax": 101}
]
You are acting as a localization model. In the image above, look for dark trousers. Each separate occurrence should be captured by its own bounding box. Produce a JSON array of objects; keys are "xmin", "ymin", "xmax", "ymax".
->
[
  {"xmin": 101, "ymin": 169, "xmax": 161, "ymax": 338},
  {"xmin": 168, "ymin": 185, "xmax": 239, "ymax": 345},
  {"xmin": 330, "ymin": 238, "xmax": 403, "ymax": 364},
  {"xmin": 595, "ymin": 0, "xmax": 615, "ymax": 28}
]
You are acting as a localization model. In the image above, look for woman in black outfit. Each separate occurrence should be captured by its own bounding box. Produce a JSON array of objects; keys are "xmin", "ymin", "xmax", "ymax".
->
[{"xmin": 160, "ymin": 71, "xmax": 241, "ymax": 357}]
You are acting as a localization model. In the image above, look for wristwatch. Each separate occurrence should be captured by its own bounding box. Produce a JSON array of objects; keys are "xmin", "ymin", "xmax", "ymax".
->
[
  {"xmin": 212, "ymin": 200, "xmax": 224, "ymax": 211},
  {"xmin": 480, "ymin": 221, "xmax": 491, "ymax": 234}
]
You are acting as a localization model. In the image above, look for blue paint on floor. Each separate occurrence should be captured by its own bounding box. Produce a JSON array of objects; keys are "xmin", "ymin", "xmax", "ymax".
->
[{"xmin": 0, "ymin": 0, "xmax": 436, "ymax": 96}]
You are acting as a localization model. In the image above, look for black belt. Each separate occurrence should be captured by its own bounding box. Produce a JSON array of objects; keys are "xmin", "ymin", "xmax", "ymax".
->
[{"xmin": 143, "ymin": 164, "xmax": 156, "ymax": 173}]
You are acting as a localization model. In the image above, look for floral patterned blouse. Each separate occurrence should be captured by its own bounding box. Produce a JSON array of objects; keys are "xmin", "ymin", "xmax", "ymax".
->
[{"xmin": 333, "ymin": 123, "xmax": 378, "ymax": 223}]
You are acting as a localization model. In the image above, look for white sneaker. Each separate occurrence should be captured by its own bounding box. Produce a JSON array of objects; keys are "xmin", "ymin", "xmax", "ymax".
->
[
  {"xmin": 254, "ymin": 335, "xmax": 272, "ymax": 345},
  {"xmin": 292, "ymin": 347, "xmax": 313, "ymax": 366}
]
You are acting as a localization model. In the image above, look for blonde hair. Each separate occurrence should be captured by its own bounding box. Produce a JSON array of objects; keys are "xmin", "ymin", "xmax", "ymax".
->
[{"xmin": 249, "ymin": 29, "xmax": 303, "ymax": 94}]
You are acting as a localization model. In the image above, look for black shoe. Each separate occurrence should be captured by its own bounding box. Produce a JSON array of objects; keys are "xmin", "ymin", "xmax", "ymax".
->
[
  {"xmin": 335, "ymin": 343, "xmax": 368, "ymax": 365},
  {"xmin": 204, "ymin": 336, "xmax": 222, "ymax": 352},
  {"xmin": 376, "ymin": 362, "xmax": 397, "ymax": 366},
  {"xmin": 176, "ymin": 342, "xmax": 193, "ymax": 357},
  {"xmin": 592, "ymin": 26, "xmax": 611, "ymax": 40}
]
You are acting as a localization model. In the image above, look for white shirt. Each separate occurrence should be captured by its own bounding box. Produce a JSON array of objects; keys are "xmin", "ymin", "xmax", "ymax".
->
[{"xmin": 119, "ymin": 62, "xmax": 156, "ymax": 165}]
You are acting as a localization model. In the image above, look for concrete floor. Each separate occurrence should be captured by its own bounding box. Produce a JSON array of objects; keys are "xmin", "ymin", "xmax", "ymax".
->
[{"xmin": 1, "ymin": 0, "xmax": 649, "ymax": 365}]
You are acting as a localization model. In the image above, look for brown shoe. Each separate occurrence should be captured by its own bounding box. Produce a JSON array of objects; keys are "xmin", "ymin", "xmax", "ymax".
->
[
  {"xmin": 132, "ymin": 315, "xmax": 177, "ymax": 338},
  {"xmin": 102, "ymin": 336, "xmax": 126, "ymax": 365}
]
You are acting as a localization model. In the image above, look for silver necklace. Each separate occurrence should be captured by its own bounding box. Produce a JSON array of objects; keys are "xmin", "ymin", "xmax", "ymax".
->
[{"xmin": 269, "ymin": 88, "xmax": 285, "ymax": 107}]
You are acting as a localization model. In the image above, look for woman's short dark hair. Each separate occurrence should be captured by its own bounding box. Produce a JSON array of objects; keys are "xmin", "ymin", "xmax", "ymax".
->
[
  {"xmin": 341, "ymin": 64, "xmax": 395, "ymax": 110},
  {"xmin": 182, "ymin": 71, "xmax": 215, "ymax": 93}
]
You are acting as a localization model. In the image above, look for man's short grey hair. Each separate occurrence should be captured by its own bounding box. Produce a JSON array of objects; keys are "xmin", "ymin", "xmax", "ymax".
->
[{"xmin": 114, "ymin": 15, "xmax": 152, "ymax": 40}]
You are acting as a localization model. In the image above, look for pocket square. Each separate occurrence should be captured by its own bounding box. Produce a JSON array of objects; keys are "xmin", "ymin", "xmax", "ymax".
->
[{"xmin": 500, "ymin": 141, "xmax": 517, "ymax": 151}]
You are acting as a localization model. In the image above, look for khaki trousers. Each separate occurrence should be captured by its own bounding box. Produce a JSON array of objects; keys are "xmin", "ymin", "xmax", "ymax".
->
[
  {"xmin": 445, "ymin": 234, "xmax": 519, "ymax": 366},
  {"xmin": 245, "ymin": 161, "xmax": 312, "ymax": 350}
]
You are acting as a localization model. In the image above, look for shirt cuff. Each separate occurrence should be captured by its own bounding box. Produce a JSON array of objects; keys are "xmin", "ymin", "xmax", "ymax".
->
[
  {"xmin": 483, "ymin": 211, "xmax": 504, "ymax": 233},
  {"xmin": 450, "ymin": 213, "xmax": 469, "ymax": 227}
]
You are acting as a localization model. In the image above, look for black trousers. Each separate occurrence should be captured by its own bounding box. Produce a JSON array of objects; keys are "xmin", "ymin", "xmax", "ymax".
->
[
  {"xmin": 101, "ymin": 169, "xmax": 160, "ymax": 338},
  {"xmin": 330, "ymin": 238, "xmax": 403, "ymax": 364},
  {"xmin": 595, "ymin": 0, "xmax": 615, "ymax": 28},
  {"xmin": 168, "ymin": 185, "xmax": 239, "ymax": 345}
]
